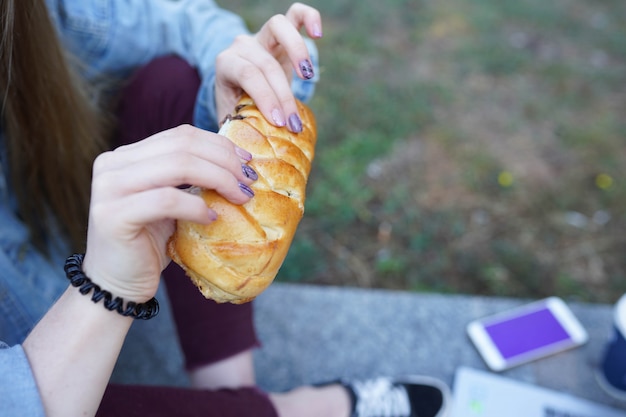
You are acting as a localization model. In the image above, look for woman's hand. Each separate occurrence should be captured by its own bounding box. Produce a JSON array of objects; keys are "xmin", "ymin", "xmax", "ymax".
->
[
  {"xmin": 81, "ymin": 125, "xmax": 256, "ymax": 302},
  {"xmin": 214, "ymin": 2, "xmax": 322, "ymax": 133},
  {"xmin": 25, "ymin": 126, "xmax": 256, "ymax": 417}
]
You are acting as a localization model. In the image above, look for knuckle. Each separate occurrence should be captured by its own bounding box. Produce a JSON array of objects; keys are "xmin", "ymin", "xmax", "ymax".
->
[
  {"xmin": 287, "ymin": 3, "xmax": 306, "ymax": 16},
  {"xmin": 171, "ymin": 123, "xmax": 197, "ymax": 138},
  {"xmin": 216, "ymin": 44, "xmax": 238, "ymax": 63},
  {"xmin": 92, "ymin": 151, "xmax": 114, "ymax": 175},
  {"xmin": 223, "ymin": 35, "xmax": 254, "ymax": 55},
  {"xmin": 233, "ymin": 34, "xmax": 253, "ymax": 45},
  {"xmin": 269, "ymin": 13, "xmax": 286, "ymax": 23},
  {"xmin": 267, "ymin": 14, "xmax": 288, "ymax": 30},
  {"xmin": 215, "ymin": 50, "xmax": 229, "ymax": 67},
  {"xmin": 168, "ymin": 125, "xmax": 202, "ymax": 150},
  {"xmin": 91, "ymin": 169, "xmax": 119, "ymax": 194}
]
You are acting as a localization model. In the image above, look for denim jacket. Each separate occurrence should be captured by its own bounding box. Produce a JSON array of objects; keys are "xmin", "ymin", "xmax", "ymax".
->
[
  {"xmin": 0, "ymin": 343, "xmax": 46, "ymax": 417},
  {"xmin": 0, "ymin": 1, "xmax": 318, "ymax": 414},
  {"xmin": 47, "ymin": 0, "xmax": 318, "ymax": 132}
]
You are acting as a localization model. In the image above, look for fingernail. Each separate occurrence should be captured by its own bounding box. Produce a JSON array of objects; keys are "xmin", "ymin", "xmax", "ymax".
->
[
  {"xmin": 299, "ymin": 59, "xmax": 314, "ymax": 80},
  {"xmin": 242, "ymin": 164, "xmax": 258, "ymax": 181},
  {"xmin": 313, "ymin": 24, "xmax": 323, "ymax": 38},
  {"xmin": 207, "ymin": 209, "xmax": 218, "ymax": 222},
  {"xmin": 288, "ymin": 113, "xmax": 303, "ymax": 133},
  {"xmin": 235, "ymin": 146, "xmax": 252, "ymax": 162},
  {"xmin": 272, "ymin": 108, "xmax": 286, "ymax": 127},
  {"xmin": 239, "ymin": 182, "xmax": 255, "ymax": 198}
]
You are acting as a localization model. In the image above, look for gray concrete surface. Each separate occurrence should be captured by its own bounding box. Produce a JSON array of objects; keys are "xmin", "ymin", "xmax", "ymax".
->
[{"xmin": 111, "ymin": 282, "xmax": 626, "ymax": 411}]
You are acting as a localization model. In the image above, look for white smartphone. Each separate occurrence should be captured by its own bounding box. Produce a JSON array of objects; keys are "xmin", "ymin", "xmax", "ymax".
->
[{"xmin": 466, "ymin": 297, "xmax": 588, "ymax": 372}]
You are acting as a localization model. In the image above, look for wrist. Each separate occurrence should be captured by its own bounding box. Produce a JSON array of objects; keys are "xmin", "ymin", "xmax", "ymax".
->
[
  {"xmin": 81, "ymin": 252, "xmax": 159, "ymax": 302},
  {"xmin": 65, "ymin": 254, "xmax": 160, "ymax": 320}
]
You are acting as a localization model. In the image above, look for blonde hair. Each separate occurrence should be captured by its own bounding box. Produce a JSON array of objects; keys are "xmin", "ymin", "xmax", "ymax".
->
[{"xmin": 0, "ymin": 0, "xmax": 109, "ymax": 253}]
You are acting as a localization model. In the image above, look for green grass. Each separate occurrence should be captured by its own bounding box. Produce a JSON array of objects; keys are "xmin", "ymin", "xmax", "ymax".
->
[{"xmin": 219, "ymin": 0, "xmax": 626, "ymax": 303}]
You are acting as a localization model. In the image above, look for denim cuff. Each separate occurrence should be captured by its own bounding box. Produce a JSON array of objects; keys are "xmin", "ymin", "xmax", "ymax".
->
[{"xmin": 0, "ymin": 343, "xmax": 46, "ymax": 417}]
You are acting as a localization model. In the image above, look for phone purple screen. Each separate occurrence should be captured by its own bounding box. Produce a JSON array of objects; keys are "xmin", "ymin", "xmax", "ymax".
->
[{"xmin": 484, "ymin": 307, "xmax": 571, "ymax": 360}]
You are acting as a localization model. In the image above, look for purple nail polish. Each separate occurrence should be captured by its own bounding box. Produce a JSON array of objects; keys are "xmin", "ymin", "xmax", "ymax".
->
[
  {"xmin": 239, "ymin": 182, "xmax": 255, "ymax": 198},
  {"xmin": 288, "ymin": 113, "xmax": 303, "ymax": 133},
  {"xmin": 242, "ymin": 164, "xmax": 258, "ymax": 181},
  {"xmin": 299, "ymin": 59, "xmax": 314, "ymax": 80}
]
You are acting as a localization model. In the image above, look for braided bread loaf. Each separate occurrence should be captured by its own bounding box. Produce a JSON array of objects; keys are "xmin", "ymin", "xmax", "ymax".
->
[{"xmin": 167, "ymin": 95, "xmax": 316, "ymax": 304}]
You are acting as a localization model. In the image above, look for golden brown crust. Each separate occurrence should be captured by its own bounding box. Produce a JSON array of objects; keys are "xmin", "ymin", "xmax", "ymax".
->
[{"xmin": 167, "ymin": 96, "xmax": 316, "ymax": 303}]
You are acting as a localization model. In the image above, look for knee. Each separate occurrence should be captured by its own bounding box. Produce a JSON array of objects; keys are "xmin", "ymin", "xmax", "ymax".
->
[
  {"xmin": 128, "ymin": 55, "xmax": 201, "ymax": 100},
  {"xmin": 188, "ymin": 349, "xmax": 256, "ymax": 390},
  {"xmin": 114, "ymin": 55, "xmax": 202, "ymax": 146}
]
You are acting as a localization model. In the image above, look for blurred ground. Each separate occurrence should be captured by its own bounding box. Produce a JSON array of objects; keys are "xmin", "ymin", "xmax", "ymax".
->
[
  {"xmin": 113, "ymin": 283, "xmax": 626, "ymax": 411},
  {"xmin": 220, "ymin": 0, "xmax": 626, "ymax": 303}
]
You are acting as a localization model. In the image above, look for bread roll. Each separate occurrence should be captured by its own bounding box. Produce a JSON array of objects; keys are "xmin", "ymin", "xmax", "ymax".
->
[{"xmin": 167, "ymin": 95, "xmax": 316, "ymax": 303}]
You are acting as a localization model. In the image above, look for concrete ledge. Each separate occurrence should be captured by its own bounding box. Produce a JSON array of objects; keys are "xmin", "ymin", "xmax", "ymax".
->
[{"xmin": 112, "ymin": 283, "xmax": 626, "ymax": 411}]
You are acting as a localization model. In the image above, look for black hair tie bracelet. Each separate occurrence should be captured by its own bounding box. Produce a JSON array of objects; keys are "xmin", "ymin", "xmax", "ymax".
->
[{"xmin": 64, "ymin": 253, "xmax": 159, "ymax": 320}]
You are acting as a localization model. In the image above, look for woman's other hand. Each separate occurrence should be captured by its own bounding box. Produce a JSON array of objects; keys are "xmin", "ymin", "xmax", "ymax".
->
[
  {"xmin": 214, "ymin": 2, "xmax": 322, "ymax": 132},
  {"xmin": 82, "ymin": 125, "xmax": 256, "ymax": 302}
]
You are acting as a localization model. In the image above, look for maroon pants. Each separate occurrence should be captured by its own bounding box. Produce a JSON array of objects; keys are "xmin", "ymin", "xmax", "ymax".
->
[{"xmin": 97, "ymin": 56, "xmax": 277, "ymax": 417}]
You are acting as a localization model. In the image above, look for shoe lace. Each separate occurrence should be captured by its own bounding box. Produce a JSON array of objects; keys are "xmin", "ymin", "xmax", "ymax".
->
[{"xmin": 352, "ymin": 378, "xmax": 411, "ymax": 417}]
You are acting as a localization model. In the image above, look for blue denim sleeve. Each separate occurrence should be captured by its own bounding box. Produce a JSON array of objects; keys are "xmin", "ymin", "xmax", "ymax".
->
[
  {"xmin": 50, "ymin": 0, "xmax": 320, "ymax": 133},
  {"xmin": 50, "ymin": 0, "xmax": 249, "ymax": 130},
  {"xmin": 51, "ymin": 0, "xmax": 248, "ymax": 75},
  {"xmin": 0, "ymin": 343, "xmax": 46, "ymax": 417}
]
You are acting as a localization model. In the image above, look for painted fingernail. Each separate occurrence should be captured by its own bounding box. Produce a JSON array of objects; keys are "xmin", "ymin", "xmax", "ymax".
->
[
  {"xmin": 288, "ymin": 113, "xmax": 303, "ymax": 133},
  {"xmin": 239, "ymin": 182, "xmax": 255, "ymax": 198},
  {"xmin": 235, "ymin": 146, "xmax": 252, "ymax": 162},
  {"xmin": 313, "ymin": 24, "xmax": 323, "ymax": 38},
  {"xmin": 207, "ymin": 209, "xmax": 218, "ymax": 222},
  {"xmin": 272, "ymin": 108, "xmax": 286, "ymax": 127},
  {"xmin": 299, "ymin": 59, "xmax": 314, "ymax": 80},
  {"xmin": 242, "ymin": 164, "xmax": 258, "ymax": 181}
]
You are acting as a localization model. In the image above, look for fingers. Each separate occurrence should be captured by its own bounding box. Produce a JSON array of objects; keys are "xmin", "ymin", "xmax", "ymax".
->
[
  {"xmin": 94, "ymin": 152, "xmax": 252, "ymax": 204},
  {"xmin": 216, "ymin": 39, "xmax": 299, "ymax": 131},
  {"xmin": 91, "ymin": 125, "xmax": 257, "ymax": 215},
  {"xmin": 255, "ymin": 3, "xmax": 322, "ymax": 77},
  {"xmin": 82, "ymin": 125, "xmax": 255, "ymax": 299},
  {"xmin": 91, "ymin": 188, "xmax": 218, "ymax": 231},
  {"xmin": 216, "ymin": 3, "xmax": 322, "ymax": 132},
  {"xmin": 255, "ymin": 14, "xmax": 316, "ymax": 81},
  {"xmin": 253, "ymin": 4, "xmax": 321, "ymax": 126},
  {"xmin": 101, "ymin": 125, "xmax": 250, "ymax": 173},
  {"xmin": 285, "ymin": 2, "xmax": 323, "ymax": 40}
]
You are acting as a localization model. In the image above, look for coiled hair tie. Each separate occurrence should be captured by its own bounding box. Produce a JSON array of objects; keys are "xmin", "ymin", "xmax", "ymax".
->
[{"xmin": 64, "ymin": 253, "xmax": 159, "ymax": 320}]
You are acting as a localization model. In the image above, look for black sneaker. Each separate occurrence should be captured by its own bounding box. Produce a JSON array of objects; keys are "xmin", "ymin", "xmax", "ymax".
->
[{"xmin": 342, "ymin": 376, "xmax": 450, "ymax": 417}]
